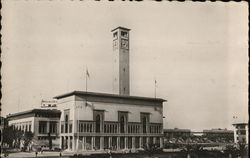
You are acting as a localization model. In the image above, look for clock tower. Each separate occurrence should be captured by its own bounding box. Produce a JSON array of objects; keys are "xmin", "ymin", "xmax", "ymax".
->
[{"xmin": 111, "ymin": 27, "xmax": 130, "ymax": 96}]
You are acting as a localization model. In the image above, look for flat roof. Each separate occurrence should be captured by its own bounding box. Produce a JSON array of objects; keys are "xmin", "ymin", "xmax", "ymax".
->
[
  {"xmin": 164, "ymin": 129, "xmax": 191, "ymax": 132},
  {"xmin": 7, "ymin": 109, "xmax": 61, "ymax": 119},
  {"xmin": 54, "ymin": 91, "xmax": 166, "ymax": 103},
  {"xmin": 232, "ymin": 123, "xmax": 248, "ymax": 125},
  {"xmin": 203, "ymin": 129, "xmax": 233, "ymax": 133},
  {"xmin": 111, "ymin": 26, "xmax": 131, "ymax": 32}
]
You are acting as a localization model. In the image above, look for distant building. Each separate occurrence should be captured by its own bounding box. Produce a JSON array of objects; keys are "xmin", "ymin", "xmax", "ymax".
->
[
  {"xmin": 7, "ymin": 109, "xmax": 61, "ymax": 149},
  {"xmin": 164, "ymin": 128, "xmax": 191, "ymax": 139},
  {"xmin": 203, "ymin": 128, "xmax": 234, "ymax": 138},
  {"xmin": 41, "ymin": 100, "xmax": 57, "ymax": 109},
  {"xmin": 232, "ymin": 123, "xmax": 248, "ymax": 144},
  {"xmin": 0, "ymin": 117, "xmax": 8, "ymax": 147}
]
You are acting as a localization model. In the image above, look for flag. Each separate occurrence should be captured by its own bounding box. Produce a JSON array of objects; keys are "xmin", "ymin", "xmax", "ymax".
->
[{"xmin": 86, "ymin": 69, "xmax": 90, "ymax": 78}]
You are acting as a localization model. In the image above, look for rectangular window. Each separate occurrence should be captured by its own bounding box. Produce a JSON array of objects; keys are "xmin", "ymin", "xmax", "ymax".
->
[
  {"xmin": 69, "ymin": 124, "xmax": 72, "ymax": 133},
  {"xmin": 49, "ymin": 122, "xmax": 57, "ymax": 134},
  {"xmin": 80, "ymin": 123, "xmax": 83, "ymax": 132},
  {"xmin": 39, "ymin": 121, "xmax": 47, "ymax": 134},
  {"xmin": 61, "ymin": 124, "xmax": 64, "ymax": 133},
  {"xmin": 240, "ymin": 130, "xmax": 246, "ymax": 135},
  {"xmin": 65, "ymin": 123, "xmax": 68, "ymax": 133}
]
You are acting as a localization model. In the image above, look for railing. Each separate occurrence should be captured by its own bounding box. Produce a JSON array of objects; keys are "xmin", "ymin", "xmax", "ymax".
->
[
  {"xmin": 62, "ymin": 120, "xmax": 162, "ymax": 134},
  {"xmin": 104, "ymin": 121, "xmax": 119, "ymax": 133},
  {"xmin": 61, "ymin": 120, "xmax": 73, "ymax": 133},
  {"xmin": 78, "ymin": 120, "xmax": 94, "ymax": 133}
]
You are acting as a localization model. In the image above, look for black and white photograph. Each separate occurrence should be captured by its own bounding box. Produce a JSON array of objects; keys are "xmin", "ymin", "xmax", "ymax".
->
[{"xmin": 1, "ymin": 1, "xmax": 248, "ymax": 158}]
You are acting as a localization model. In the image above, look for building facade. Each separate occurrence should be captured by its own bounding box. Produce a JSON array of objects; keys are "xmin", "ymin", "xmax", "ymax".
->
[
  {"xmin": 7, "ymin": 109, "xmax": 61, "ymax": 149},
  {"xmin": 54, "ymin": 91, "xmax": 165, "ymax": 151},
  {"xmin": 232, "ymin": 123, "xmax": 248, "ymax": 144},
  {"xmin": 203, "ymin": 129, "xmax": 234, "ymax": 138},
  {"xmin": 164, "ymin": 128, "xmax": 191, "ymax": 139},
  {"xmin": 53, "ymin": 26, "xmax": 165, "ymax": 152}
]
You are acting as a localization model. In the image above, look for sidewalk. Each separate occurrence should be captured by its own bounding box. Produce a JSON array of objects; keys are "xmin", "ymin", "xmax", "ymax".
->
[
  {"xmin": 3, "ymin": 151, "xmax": 71, "ymax": 158},
  {"xmin": 4, "ymin": 149, "xmax": 132, "ymax": 158}
]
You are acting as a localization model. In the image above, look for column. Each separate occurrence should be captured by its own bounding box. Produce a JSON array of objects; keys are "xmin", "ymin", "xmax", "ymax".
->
[
  {"xmin": 91, "ymin": 137, "xmax": 95, "ymax": 150},
  {"xmin": 117, "ymin": 137, "xmax": 120, "ymax": 150},
  {"xmin": 59, "ymin": 136, "xmax": 62, "ymax": 149},
  {"xmin": 160, "ymin": 137, "xmax": 163, "ymax": 148},
  {"xmin": 72, "ymin": 136, "xmax": 75, "ymax": 151},
  {"xmin": 146, "ymin": 137, "xmax": 149, "ymax": 147},
  {"xmin": 132, "ymin": 137, "xmax": 135, "ymax": 149},
  {"xmin": 100, "ymin": 137, "xmax": 104, "ymax": 150},
  {"xmin": 76, "ymin": 136, "xmax": 79, "ymax": 151},
  {"xmin": 68, "ymin": 136, "xmax": 71, "ymax": 150},
  {"xmin": 153, "ymin": 137, "xmax": 156, "ymax": 144},
  {"xmin": 108, "ymin": 137, "xmax": 112, "ymax": 149},
  {"xmin": 125, "ymin": 137, "xmax": 128, "ymax": 149},
  {"xmin": 82, "ymin": 137, "xmax": 86, "ymax": 150},
  {"xmin": 47, "ymin": 121, "xmax": 50, "ymax": 133},
  {"xmin": 139, "ymin": 137, "xmax": 142, "ymax": 148}
]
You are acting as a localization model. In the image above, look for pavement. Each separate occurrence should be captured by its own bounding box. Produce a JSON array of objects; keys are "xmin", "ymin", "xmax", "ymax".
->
[
  {"xmin": 2, "ymin": 151, "xmax": 70, "ymax": 158},
  {"xmin": 2, "ymin": 150, "xmax": 135, "ymax": 158}
]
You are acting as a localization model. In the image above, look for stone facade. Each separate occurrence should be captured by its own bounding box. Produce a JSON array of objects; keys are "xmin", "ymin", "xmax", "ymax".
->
[{"xmin": 54, "ymin": 91, "xmax": 165, "ymax": 151}]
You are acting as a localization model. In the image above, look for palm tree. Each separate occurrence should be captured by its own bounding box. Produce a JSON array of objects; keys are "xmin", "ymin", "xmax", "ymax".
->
[
  {"xmin": 236, "ymin": 143, "xmax": 247, "ymax": 158},
  {"xmin": 224, "ymin": 144, "xmax": 237, "ymax": 158}
]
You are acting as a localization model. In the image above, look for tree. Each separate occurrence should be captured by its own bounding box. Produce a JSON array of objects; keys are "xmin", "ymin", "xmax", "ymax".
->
[
  {"xmin": 22, "ymin": 131, "xmax": 34, "ymax": 151},
  {"xmin": 14, "ymin": 129, "xmax": 24, "ymax": 148},
  {"xmin": 143, "ymin": 143, "xmax": 160, "ymax": 158},
  {"xmin": 236, "ymin": 143, "xmax": 248, "ymax": 158},
  {"xmin": 224, "ymin": 144, "xmax": 237, "ymax": 158},
  {"xmin": 2, "ymin": 125, "xmax": 16, "ymax": 148}
]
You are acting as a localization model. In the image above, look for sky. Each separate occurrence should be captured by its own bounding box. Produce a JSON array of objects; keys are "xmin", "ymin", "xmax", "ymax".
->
[{"xmin": 1, "ymin": 1, "xmax": 248, "ymax": 131}]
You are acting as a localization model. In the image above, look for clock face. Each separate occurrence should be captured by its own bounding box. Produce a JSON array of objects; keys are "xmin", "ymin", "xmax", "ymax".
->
[
  {"xmin": 121, "ymin": 39, "xmax": 129, "ymax": 49},
  {"xmin": 121, "ymin": 31, "xmax": 128, "ymax": 39}
]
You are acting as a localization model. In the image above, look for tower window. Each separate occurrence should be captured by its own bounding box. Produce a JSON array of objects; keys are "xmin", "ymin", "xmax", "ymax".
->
[
  {"xmin": 123, "ymin": 68, "xmax": 125, "ymax": 72},
  {"xmin": 113, "ymin": 32, "xmax": 118, "ymax": 39},
  {"xmin": 121, "ymin": 31, "xmax": 128, "ymax": 38},
  {"xmin": 96, "ymin": 115, "xmax": 101, "ymax": 133}
]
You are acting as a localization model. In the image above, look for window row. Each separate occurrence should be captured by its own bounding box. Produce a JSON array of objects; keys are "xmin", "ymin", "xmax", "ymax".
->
[
  {"xmin": 149, "ymin": 125, "xmax": 161, "ymax": 134},
  {"xmin": 12, "ymin": 122, "xmax": 32, "ymax": 132},
  {"xmin": 61, "ymin": 123, "xmax": 72, "ymax": 133},
  {"xmin": 38, "ymin": 121, "xmax": 58, "ymax": 134}
]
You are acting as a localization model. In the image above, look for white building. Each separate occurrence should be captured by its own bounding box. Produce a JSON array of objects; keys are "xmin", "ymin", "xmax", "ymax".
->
[
  {"xmin": 7, "ymin": 109, "xmax": 61, "ymax": 149},
  {"xmin": 232, "ymin": 123, "xmax": 248, "ymax": 144},
  {"xmin": 54, "ymin": 91, "xmax": 165, "ymax": 151},
  {"xmin": 54, "ymin": 26, "xmax": 166, "ymax": 151}
]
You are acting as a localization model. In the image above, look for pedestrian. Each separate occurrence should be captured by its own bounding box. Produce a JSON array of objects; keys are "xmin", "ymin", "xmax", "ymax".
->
[
  {"xmin": 41, "ymin": 146, "xmax": 43, "ymax": 154},
  {"xmin": 59, "ymin": 151, "xmax": 62, "ymax": 157},
  {"xmin": 35, "ymin": 151, "xmax": 38, "ymax": 157},
  {"xmin": 108, "ymin": 148, "xmax": 112, "ymax": 158}
]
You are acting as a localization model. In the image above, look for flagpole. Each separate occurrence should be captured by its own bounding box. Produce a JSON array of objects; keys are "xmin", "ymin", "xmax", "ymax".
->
[
  {"xmin": 154, "ymin": 79, "xmax": 156, "ymax": 99},
  {"xmin": 86, "ymin": 67, "xmax": 88, "ymax": 92}
]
